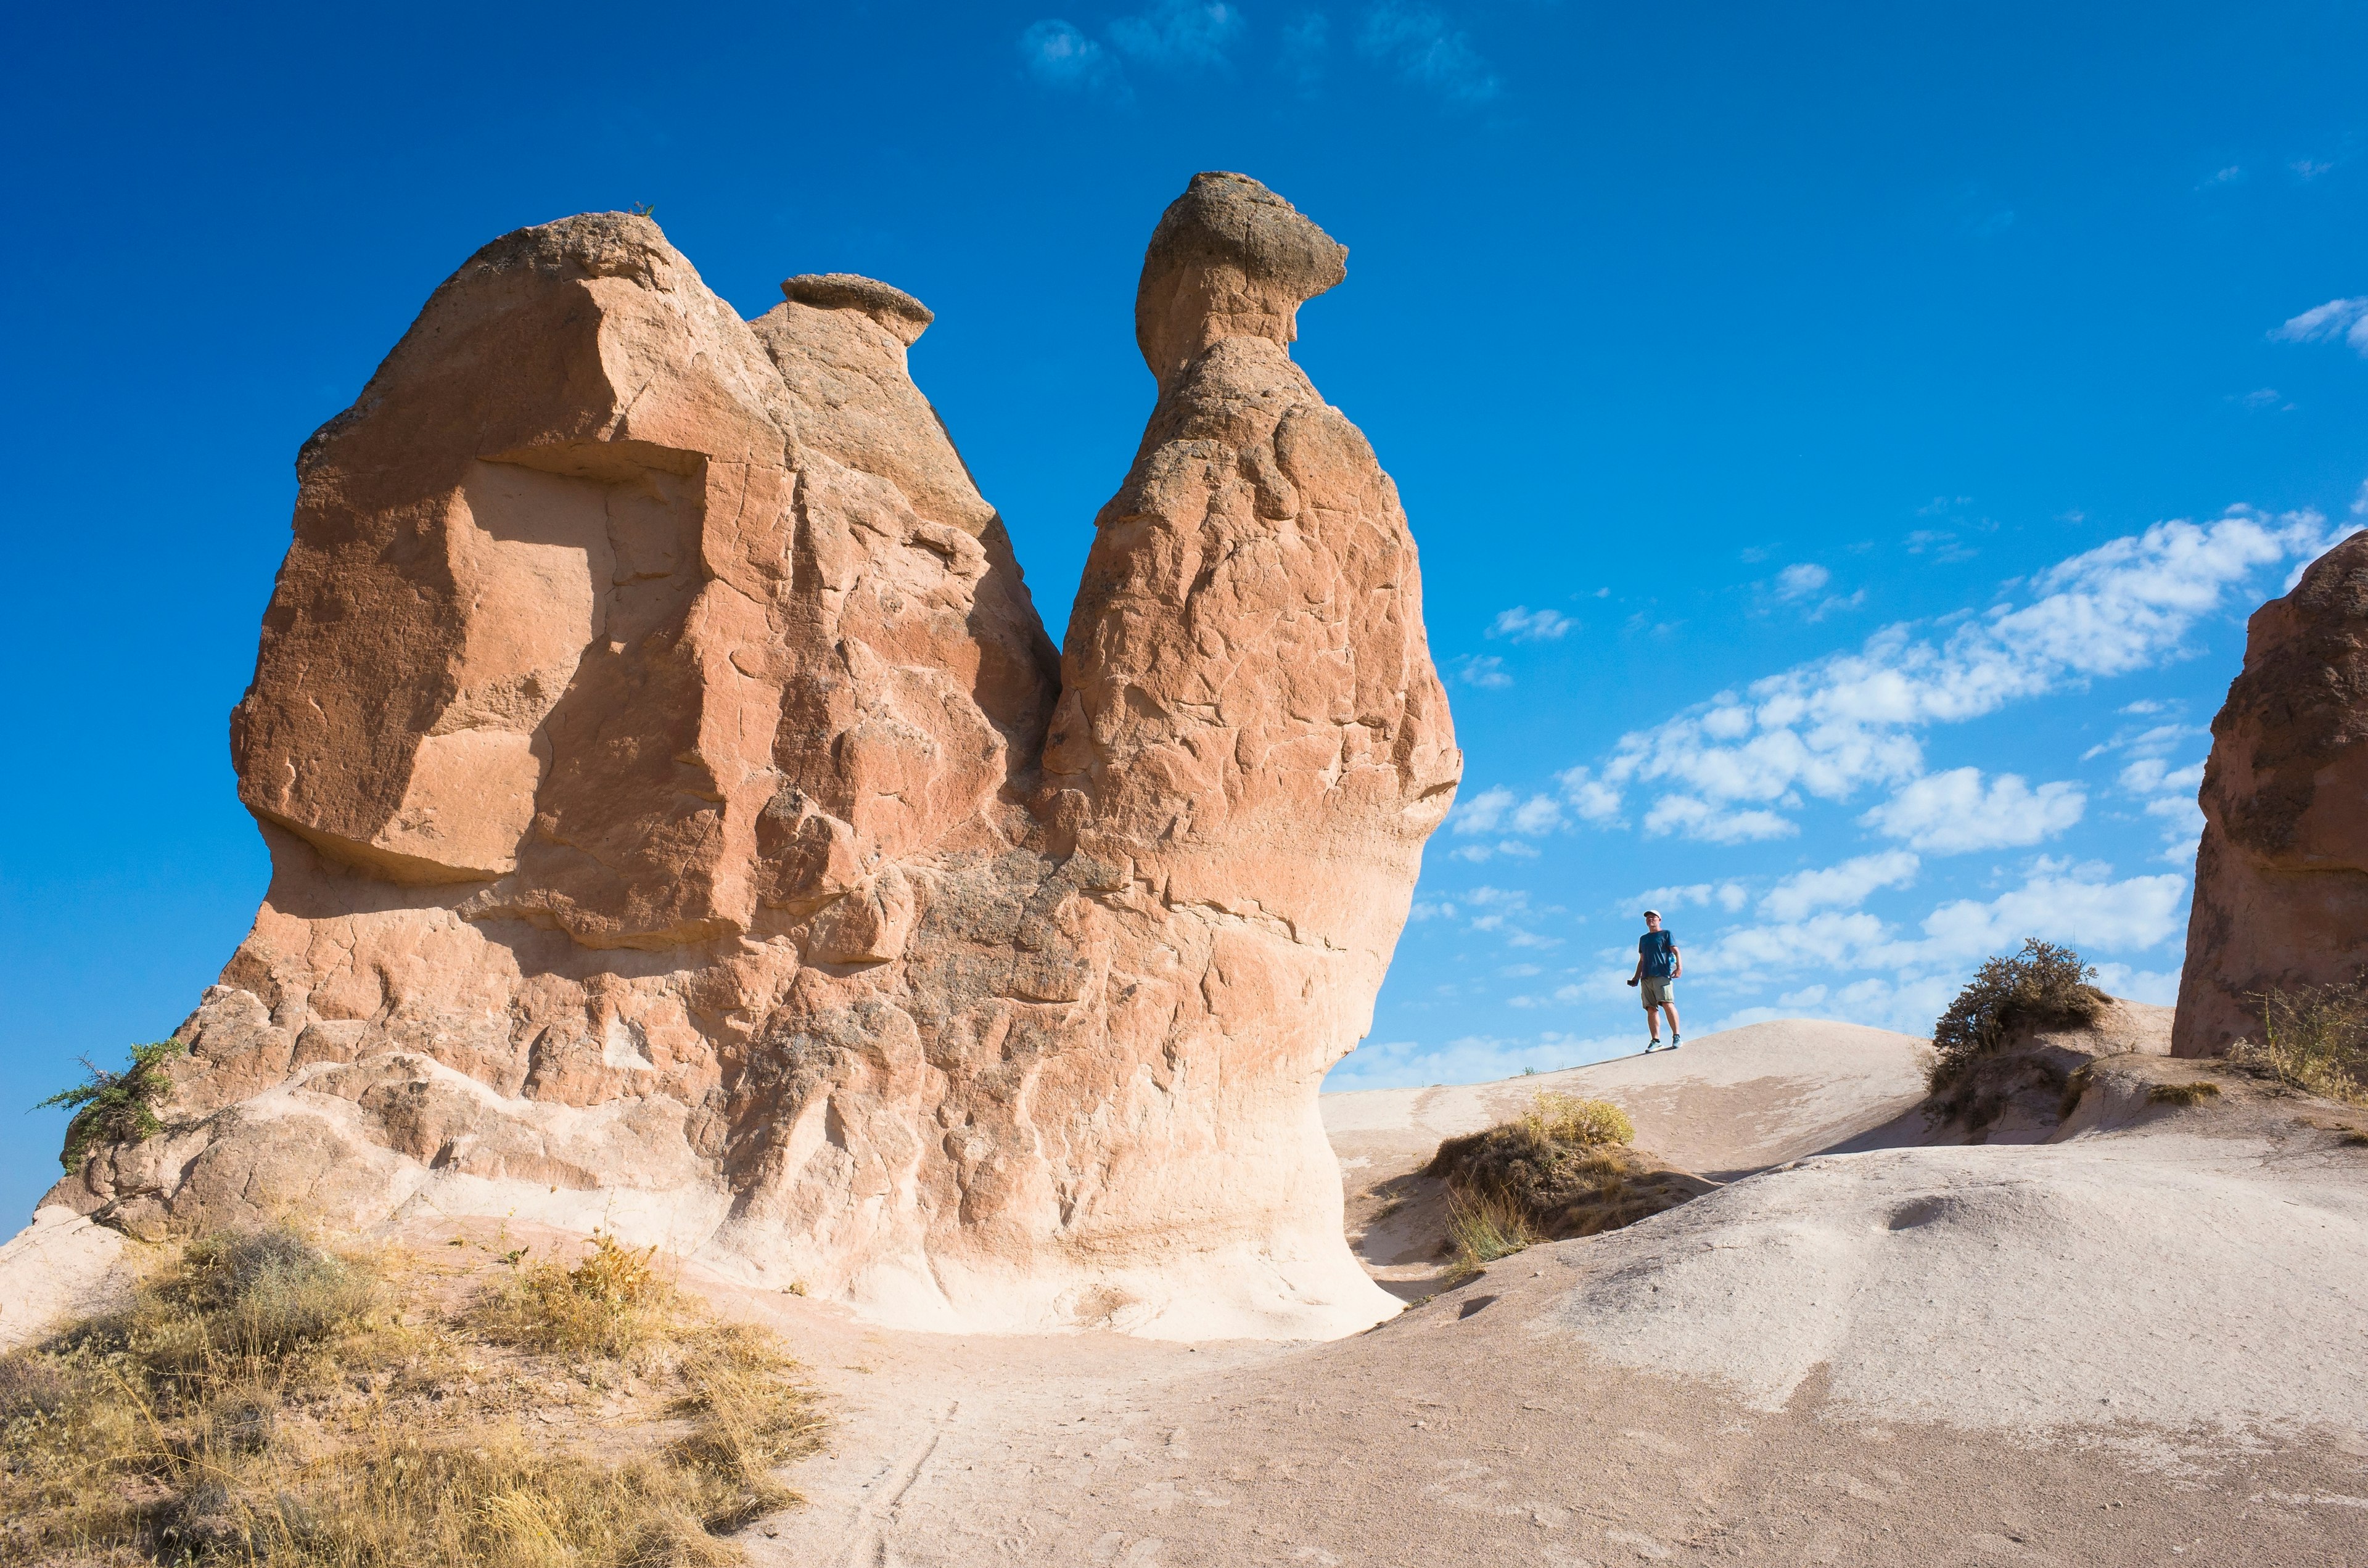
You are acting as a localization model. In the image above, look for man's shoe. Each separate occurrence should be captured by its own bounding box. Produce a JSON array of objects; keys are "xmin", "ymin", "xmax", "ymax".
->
[
  {"xmin": 1669, "ymin": 1035, "xmax": 1681, "ymax": 1049},
  {"xmin": 1645, "ymin": 1040, "xmax": 1660, "ymax": 1053}
]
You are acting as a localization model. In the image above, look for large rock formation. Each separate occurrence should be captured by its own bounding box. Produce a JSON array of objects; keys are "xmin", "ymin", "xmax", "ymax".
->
[
  {"xmin": 2174, "ymin": 533, "xmax": 2368, "ymax": 1056},
  {"xmin": 44, "ymin": 173, "xmax": 1460, "ymax": 1339}
]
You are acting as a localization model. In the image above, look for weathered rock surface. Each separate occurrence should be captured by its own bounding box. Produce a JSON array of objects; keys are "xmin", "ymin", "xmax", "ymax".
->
[
  {"xmin": 2175, "ymin": 534, "xmax": 2368, "ymax": 1056},
  {"xmin": 44, "ymin": 174, "xmax": 1459, "ymax": 1339}
]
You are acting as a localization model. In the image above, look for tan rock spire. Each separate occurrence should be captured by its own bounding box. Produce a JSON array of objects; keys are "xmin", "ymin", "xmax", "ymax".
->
[
  {"xmin": 2174, "ymin": 533, "xmax": 2368, "ymax": 1056},
  {"xmin": 50, "ymin": 181, "xmax": 1457, "ymax": 1340}
]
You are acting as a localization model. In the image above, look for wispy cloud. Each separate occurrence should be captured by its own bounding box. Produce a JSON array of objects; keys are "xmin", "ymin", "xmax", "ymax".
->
[
  {"xmin": 1108, "ymin": 0, "xmax": 1244, "ymax": 68},
  {"xmin": 1759, "ymin": 850, "xmax": 1920, "ymax": 922},
  {"xmin": 1019, "ymin": 19, "xmax": 1123, "ymax": 93},
  {"xmin": 2274, "ymin": 297, "xmax": 2368, "ymax": 357},
  {"xmin": 2198, "ymin": 164, "xmax": 2245, "ymax": 189},
  {"xmin": 1359, "ymin": 2, "xmax": 1501, "ymax": 104},
  {"xmin": 1450, "ymin": 785, "xmax": 1565, "ymax": 860},
  {"xmin": 1860, "ymin": 767, "xmax": 2086, "ymax": 854},
  {"xmin": 2292, "ymin": 158, "xmax": 2336, "ymax": 181},
  {"xmin": 1561, "ymin": 505, "xmax": 2348, "ymax": 841},
  {"xmin": 1489, "ymin": 605, "xmax": 1574, "ymax": 641},
  {"xmin": 1279, "ymin": 10, "xmax": 1328, "ymax": 92},
  {"xmin": 1689, "ymin": 856, "xmax": 2186, "ymax": 983},
  {"xmin": 1774, "ymin": 563, "xmax": 1830, "ymax": 601},
  {"xmin": 1453, "ymin": 653, "xmax": 1511, "ymax": 688}
]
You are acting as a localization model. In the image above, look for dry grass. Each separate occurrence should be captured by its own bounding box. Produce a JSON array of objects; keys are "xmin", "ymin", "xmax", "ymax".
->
[
  {"xmin": 1441, "ymin": 1191, "xmax": 1538, "ymax": 1279},
  {"xmin": 0, "ymin": 1226, "xmax": 823, "ymax": 1566},
  {"xmin": 2147, "ymin": 1081, "xmax": 2224, "ymax": 1108},
  {"xmin": 1428, "ymin": 1093, "xmax": 1707, "ymax": 1276},
  {"xmin": 2230, "ymin": 982, "xmax": 2368, "ymax": 1107}
]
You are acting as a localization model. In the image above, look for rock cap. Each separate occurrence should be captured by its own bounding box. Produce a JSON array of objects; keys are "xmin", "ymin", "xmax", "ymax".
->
[
  {"xmin": 1135, "ymin": 171, "xmax": 1348, "ymax": 386},
  {"xmin": 781, "ymin": 273, "xmax": 935, "ymax": 345}
]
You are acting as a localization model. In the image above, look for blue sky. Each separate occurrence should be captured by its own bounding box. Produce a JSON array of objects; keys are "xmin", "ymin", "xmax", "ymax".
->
[{"xmin": 2, "ymin": 1, "xmax": 2362, "ymax": 1218}]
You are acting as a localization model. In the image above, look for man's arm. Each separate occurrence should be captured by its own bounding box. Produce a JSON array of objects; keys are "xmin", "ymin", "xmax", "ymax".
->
[{"xmin": 1669, "ymin": 941, "xmax": 1681, "ymax": 979}]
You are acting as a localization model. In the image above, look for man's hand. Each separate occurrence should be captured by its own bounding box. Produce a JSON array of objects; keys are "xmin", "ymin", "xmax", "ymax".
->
[{"xmin": 1626, "ymin": 977, "xmax": 1638, "ymax": 987}]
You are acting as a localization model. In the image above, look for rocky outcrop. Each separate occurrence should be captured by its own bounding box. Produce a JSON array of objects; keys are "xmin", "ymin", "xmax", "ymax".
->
[
  {"xmin": 2175, "ymin": 534, "xmax": 2368, "ymax": 1056},
  {"xmin": 45, "ymin": 174, "xmax": 1460, "ymax": 1339}
]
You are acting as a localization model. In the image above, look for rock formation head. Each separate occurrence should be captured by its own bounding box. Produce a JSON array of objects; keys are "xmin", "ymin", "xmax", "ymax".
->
[
  {"xmin": 54, "ymin": 178, "xmax": 1456, "ymax": 1343},
  {"xmin": 1135, "ymin": 171, "xmax": 1348, "ymax": 388},
  {"xmin": 2175, "ymin": 532, "xmax": 2368, "ymax": 1055}
]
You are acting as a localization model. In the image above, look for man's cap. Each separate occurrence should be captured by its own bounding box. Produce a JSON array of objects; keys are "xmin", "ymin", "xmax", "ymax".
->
[{"xmin": 1642, "ymin": 909, "xmax": 1660, "ymax": 919}]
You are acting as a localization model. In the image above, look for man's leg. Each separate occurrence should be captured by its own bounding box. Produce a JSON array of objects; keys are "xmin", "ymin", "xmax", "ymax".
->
[
  {"xmin": 1662, "ymin": 999, "xmax": 1681, "ymax": 1043},
  {"xmin": 1643, "ymin": 988, "xmax": 1661, "ymax": 1046}
]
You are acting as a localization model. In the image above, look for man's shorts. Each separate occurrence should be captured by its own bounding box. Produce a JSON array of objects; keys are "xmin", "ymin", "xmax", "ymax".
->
[{"xmin": 1640, "ymin": 975, "xmax": 1675, "ymax": 1008}]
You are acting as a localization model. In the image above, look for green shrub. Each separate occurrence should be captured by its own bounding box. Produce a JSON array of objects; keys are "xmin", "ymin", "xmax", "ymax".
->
[
  {"xmin": 37, "ymin": 1037, "xmax": 185, "ymax": 1170},
  {"xmin": 2232, "ymin": 982, "xmax": 2368, "ymax": 1107},
  {"xmin": 1929, "ymin": 938, "xmax": 2107, "ymax": 1091}
]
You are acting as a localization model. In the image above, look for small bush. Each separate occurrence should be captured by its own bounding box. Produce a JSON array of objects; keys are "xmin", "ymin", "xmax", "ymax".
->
[
  {"xmin": 1929, "ymin": 938, "xmax": 2108, "ymax": 1091},
  {"xmin": 477, "ymin": 1229, "xmax": 672, "ymax": 1361},
  {"xmin": 2230, "ymin": 982, "xmax": 2368, "ymax": 1107},
  {"xmin": 1427, "ymin": 1092, "xmax": 1702, "ymax": 1266},
  {"xmin": 36, "ymin": 1037, "xmax": 186, "ymax": 1170},
  {"xmin": 2147, "ymin": 1081, "xmax": 2224, "ymax": 1107},
  {"xmin": 1518, "ymin": 1091, "xmax": 1635, "ymax": 1149}
]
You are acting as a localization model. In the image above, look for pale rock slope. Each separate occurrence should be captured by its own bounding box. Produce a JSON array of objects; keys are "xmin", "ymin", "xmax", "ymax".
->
[{"xmin": 31, "ymin": 173, "xmax": 1458, "ymax": 1340}]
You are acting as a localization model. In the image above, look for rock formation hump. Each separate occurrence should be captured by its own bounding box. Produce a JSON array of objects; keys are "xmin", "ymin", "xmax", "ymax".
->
[{"xmin": 1135, "ymin": 171, "xmax": 1349, "ymax": 387}]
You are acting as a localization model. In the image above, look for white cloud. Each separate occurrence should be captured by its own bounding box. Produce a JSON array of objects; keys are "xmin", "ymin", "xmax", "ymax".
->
[
  {"xmin": 1917, "ymin": 859, "xmax": 2186, "ymax": 960},
  {"xmin": 1510, "ymin": 794, "xmax": 1565, "ymax": 834},
  {"xmin": 2091, "ymin": 963, "xmax": 2182, "ymax": 1004},
  {"xmin": 1775, "ymin": 563, "xmax": 1831, "ymax": 600},
  {"xmin": 1641, "ymin": 796, "xmax": 1798, "ymax": 842},
  {"xmin": 1358, "ymin": 2, "xmax": 1500, "ymax": 103},
  {"xmin": 1556, "ymin": 765, "xmax": 1624, "ymax": 824},
  {"xmin": 2200, "ymin": 165, "xmax": 2244, "ymax": 187},
  {"xmin": 1019, "ymin": 20, "xmax": 1121, "ymax": 92},
  {"xmin": 1450, "ymin": 785, "xmax": 1516, "ymax": 835},
  {"xmin": 2119, "ymin": 757, "xmax": 2204, "ymax": 795},
  {"xmin": 1860, "ymin": 768, "xmax": 2086, "ymax": 854},
  {"xmin": 1634, "ymin": 882, "xmax": 1749, "ymax": 916},
  {"xmin": 1450, "ymin": 787, "xmax": 1563, "ymax": 840},
  {"xmin": 1685, "ymin": 858, "xmax": 2185, "ymax": 985},
  {"xmin": 1759, "ymin": 850, "xmax": 1920, "ymax": 922},
  {"xmin": 1582, "ymin": 507, "xmax": 2333, "ymax": 840},
  {"xmin": 2274, "ymin": 297, "xmax": 2368, "ymax": 357},
  {"xmin": 1453, "ymin": 654, "xmax": 1511, "ymax": 689},
  {"xmin": 1325, "ymin": 1030, "xmax": 1636, "ymax": 1091},
  {"xmin": 1489, "ymin": 605, "xmax": 1574, "ymax": 641},
  {"xmin": 1108, "ymin": 0, "xmax": 1243, "ymax": 67}
]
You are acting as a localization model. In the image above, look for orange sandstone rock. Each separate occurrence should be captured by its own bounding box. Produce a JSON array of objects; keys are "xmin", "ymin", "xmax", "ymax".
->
[
  {"xmin": 49, "ymin": 176, "xmax": 1460, "ymax": 1339},
  {"xmin": 2174, "ymin": 533, "xmax": 2368, "ymax": 1057}
]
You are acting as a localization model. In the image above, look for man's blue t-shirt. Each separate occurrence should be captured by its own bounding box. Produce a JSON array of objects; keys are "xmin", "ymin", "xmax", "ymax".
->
[{"xmin": 1638, "ymin": 930, "xmax": 1677, "ymax": 978}]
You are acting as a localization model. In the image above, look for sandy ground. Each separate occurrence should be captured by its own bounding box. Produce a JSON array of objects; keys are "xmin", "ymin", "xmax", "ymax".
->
[
  {"xmin": 9, "ymin": 1014, "xmax": 2366, "ymax": 1563},
  {"xmin": 728, "ymin": 1019, "xmax": 2368, "ymax": 1566}
]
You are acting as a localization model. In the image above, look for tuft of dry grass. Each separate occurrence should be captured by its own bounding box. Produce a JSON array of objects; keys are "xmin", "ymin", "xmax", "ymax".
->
[
  {"xmin": 2230, "ymin": 982, "xmax": 2368, "ymax": 1107},
  {"xmin": 2147, "ymin": 1081, "xmax": 2224, "ymax": 1107},
  {"xmin": 1441, "ymin": 1191, "xmax": 1538, "ymax": 1280},
  {"xmin": 0, "ymin": 1225, "xmax": 823, "ymax": 1567},
  {"xmin": 1427, "ymin": 1092, "xmax": 1706, "ymax": 1276}
]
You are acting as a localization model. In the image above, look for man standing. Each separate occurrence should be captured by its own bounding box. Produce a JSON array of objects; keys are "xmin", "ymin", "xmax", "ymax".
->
[{"xmin": 1627, "ymin": 909, "xmax": 1682, "ymax": 1052}]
